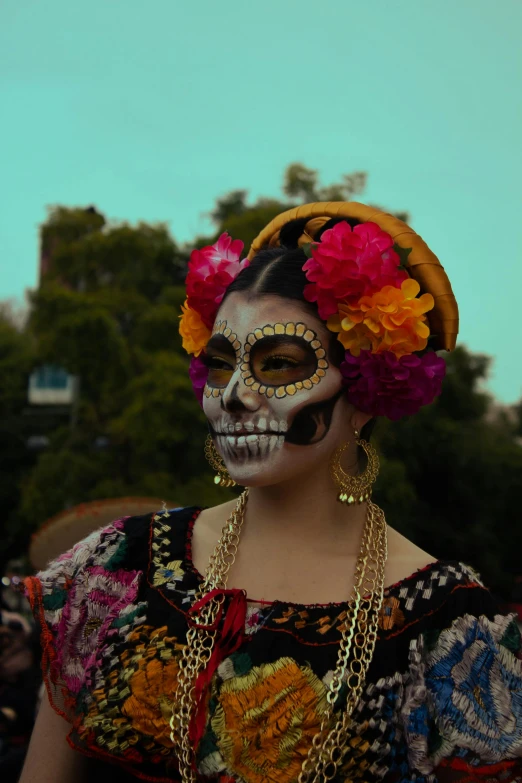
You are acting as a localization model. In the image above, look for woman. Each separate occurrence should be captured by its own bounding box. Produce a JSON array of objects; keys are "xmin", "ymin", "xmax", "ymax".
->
[{"xmin": 21, "ymin": 203, "xmax": 522, "ymax": 782}]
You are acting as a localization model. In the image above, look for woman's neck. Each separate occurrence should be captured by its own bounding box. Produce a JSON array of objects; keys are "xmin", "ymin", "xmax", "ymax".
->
[{"xmin": 244, "ymin": 461, "xmax": 368, "ymax": 554}]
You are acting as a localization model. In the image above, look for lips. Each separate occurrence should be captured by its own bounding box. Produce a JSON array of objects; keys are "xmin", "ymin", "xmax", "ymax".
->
[
  {"xmin": 211, "ymin": 417, "xmax": 288, "ymax": 436},
  {"xmin": 210, "ymin": 417, "xmax": 288, "ymax": 462},
  {"xmin": 215, "ymin": 432, "xmax": 285, "ymax": 460}
]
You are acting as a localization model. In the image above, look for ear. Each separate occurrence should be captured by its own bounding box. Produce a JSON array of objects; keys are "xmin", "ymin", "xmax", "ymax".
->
[{"xmin": 350, "ymin": 410, "xmax": 373, "ymax": 434}]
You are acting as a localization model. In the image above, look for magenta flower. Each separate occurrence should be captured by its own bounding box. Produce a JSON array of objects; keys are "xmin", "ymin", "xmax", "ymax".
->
[
  {"xmin": 303, "ymin": 221, "xmax": 408, "ymax": 320},
  {"xmin": 340, "ymin": 349, "xmax": 446, "ymax": 420},
  {"xmin": 189, "ymin": 354, "xmax": 209, "ymax": 406},
  {"xmin": 186, "ymin": 232, "xmax": 248, "ymax": 328}
]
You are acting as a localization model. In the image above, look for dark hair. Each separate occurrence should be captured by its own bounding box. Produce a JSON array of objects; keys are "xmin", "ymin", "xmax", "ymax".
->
[
  {"xmin": 223, "ymin": 217, "xmax": 377, "ymax": 448},
  {"xmin": 225, "ymin": 217, "xmax": 359, "ymax": 312}
]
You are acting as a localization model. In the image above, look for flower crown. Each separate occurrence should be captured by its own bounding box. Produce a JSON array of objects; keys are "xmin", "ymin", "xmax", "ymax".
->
[{"xmin": 179, "ymin": 222, "xmax": 446, "ymax": 420}]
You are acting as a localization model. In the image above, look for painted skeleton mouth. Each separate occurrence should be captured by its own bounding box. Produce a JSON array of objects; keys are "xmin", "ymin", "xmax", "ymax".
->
[
  {"xmin": 211, "ymin": 418, "xmax": 288, "ymax": 461},
  {"xmin": 215, "ymin": 432, "xmax": 285, "ymax": 460},
  {"xmin": 211, "ymin": 418, "xmax": 288, "ymax": 436}
]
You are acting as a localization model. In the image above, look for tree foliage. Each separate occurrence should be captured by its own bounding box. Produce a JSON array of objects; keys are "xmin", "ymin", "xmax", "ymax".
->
[
  {"xmin": 373, "ymin": 346, "xmax": 522, "ymax": 597},
  {"xmin": 1, "ymin": 165, "xmax": 521, "ymax": 600},
  {"xmin": 203, "ymin": 163, "xmax": 407, "ymax": 252},
  {"xmin": 283, "ymin": 163, "xmax": 367, "ymax": 203}
]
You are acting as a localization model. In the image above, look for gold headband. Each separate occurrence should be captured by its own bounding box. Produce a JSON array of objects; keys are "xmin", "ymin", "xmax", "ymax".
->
[{"xmin": 247, "ymin": 201, "xmax": 458, "ymax": 352}]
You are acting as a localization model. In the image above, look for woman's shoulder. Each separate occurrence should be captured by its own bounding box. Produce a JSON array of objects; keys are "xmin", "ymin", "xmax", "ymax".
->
[
  {"xmin": 384, "ymin": 524, "xmax": 495, "ymax": 621},
  {"xmin": 24, "ymin": 504, "xmax": 202, "ymax": 647},
  {"xmin": 400, "ymin": 561, "xmax": 522, "ymax": 775},
  {"xmin": 385, "ymin": 555, "xmax": 497, "ymax": 626},
  {"xmin": 375, "ymin": 553, "xmax": 506, "ymax": 668},
  {"xmin": 29, "ymin": 504, "xmax": 200, "ymax": 585},
  {"xmin": 23, "ymin": 504, "xmax": 202, "ymax": 715}
]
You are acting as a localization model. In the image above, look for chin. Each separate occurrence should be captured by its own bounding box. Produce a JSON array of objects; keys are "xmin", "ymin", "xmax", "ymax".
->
[
  {"xmin": 219, "ymin": 439, "xmax": 289, "ymax": 487},
  {"xmin": 214, "ymin": 431, "xmax": 285, "ymax": 463}
]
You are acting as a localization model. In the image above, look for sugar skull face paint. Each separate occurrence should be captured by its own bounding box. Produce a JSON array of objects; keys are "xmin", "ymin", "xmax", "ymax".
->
[
  {"xmin": 204, "ymin": 320, "xmax": 329, "ymax": 398},
  {"xmin": 202, "ymin": 293, "xmax": 352, "ymax": 487}
]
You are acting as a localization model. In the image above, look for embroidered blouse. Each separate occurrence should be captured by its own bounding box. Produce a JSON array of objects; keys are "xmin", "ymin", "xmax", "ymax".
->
[{"xmin": 24, "ymin": 506, "xmax": 522, "ymax": 783}]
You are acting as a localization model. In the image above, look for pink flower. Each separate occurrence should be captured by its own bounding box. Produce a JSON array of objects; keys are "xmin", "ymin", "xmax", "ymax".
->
[
  {"xmin": 186, "ymin": 233, "xmax": 248, "ymax": 328},
  {"xmin": 303, "ymin": 221, "xmax": 408, "ymax": 320},
  {"xmin": 189, "ymin": 354, "xmax": 209, "ymax": 406},
  {"xmin": 340, "ymin": 349, "xmax": 446, "ymax": 420}
]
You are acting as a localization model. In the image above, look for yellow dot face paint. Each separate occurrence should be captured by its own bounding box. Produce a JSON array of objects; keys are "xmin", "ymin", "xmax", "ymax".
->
[
  {"xmin": 203, "ymin": 321, "xmax": 328, "ymax": 399},
  {"xmin": 240, "ymin": 323, "xmax": 328, "ymax": 399},
  {"xmin": 203, "ymin": 320, "xmax": 239, "ymax": 398}
]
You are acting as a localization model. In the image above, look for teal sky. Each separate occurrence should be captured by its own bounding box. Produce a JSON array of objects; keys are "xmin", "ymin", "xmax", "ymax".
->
[{"xmin": 1, "ymin": 0, "xmax": 521, "ymax": 404}]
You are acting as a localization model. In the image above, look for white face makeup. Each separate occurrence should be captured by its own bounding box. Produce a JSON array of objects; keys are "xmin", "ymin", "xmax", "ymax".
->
[{"xmin": 202, "ymin": 293, "xmax": 351, "ymax": 487}]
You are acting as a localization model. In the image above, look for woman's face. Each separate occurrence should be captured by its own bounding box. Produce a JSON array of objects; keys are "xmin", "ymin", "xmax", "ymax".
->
[{"xmin": 202, "ymin": 293, "xmax": 366, "ymax": 487}]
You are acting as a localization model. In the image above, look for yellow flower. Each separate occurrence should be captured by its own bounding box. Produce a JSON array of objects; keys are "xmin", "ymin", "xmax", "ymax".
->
[
  {"xmin": 83, "ymin": 625, "xmax": 181, "ymax": 753},
  {"xmin": 327, "ymin": 312, "xmax": 373, "ymax": 357},
  {"xmin": 121, "ymin": 626, "xmax": 180, "ymax": 747},
  {"xmin": 328, "ymin": 279, "xmax": 434, "ymax": 358},
  {"xmin": 179, "ymin": 300, "xmax": 211, "ymax": 356},
  {"xmin": 211, "ymin": 657, "xmax": 327, "ymax": 783}
]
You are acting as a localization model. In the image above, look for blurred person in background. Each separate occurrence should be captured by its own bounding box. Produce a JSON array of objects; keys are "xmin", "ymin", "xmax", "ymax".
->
[
  {"xmin": 20, "ymin": 204, "xmax": 522, "ymax": 783},
  {"xmin": 0, "ymin": 609, "xmax": 41, "ymax": 782}
]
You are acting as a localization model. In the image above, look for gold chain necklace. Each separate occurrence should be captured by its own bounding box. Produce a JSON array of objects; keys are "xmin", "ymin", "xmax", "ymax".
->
[{"xmin": 170, "ymin": 490, "xmax": 387, "ymax": 783}]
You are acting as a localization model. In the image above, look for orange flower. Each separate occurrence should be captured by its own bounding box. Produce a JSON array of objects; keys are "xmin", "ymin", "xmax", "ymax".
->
[
  {"xmin": 179, "ymin": 300, "xmax": 211, "ymax": 356},
  {"xmin": 211, "ymin": 657, "xmax": 327, "ymax": 783},
  {"xmin": 121, "ymin": 626, "xmax": 181, "ymax": 747},
  {"xmin": 379, "ymin": 596, "xmax": 406, "ymax": 631},
  {"xmin": 328, "ymin": 278, "xmax": 434, "ymax": 358},
  {"xmin": 83, "ymin": 625, "xmax": 181, "ymax": 754},
  {"xmin": 327, "ymin": 313, "xmax": 373, "ymax": 357}
]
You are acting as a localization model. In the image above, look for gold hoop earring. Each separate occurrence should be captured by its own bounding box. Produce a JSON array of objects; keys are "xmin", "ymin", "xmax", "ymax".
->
[
  {"xmin": 330, "ymin": 430, "xmax": 380, "ymax": 504},
  {"xmin": 204, "ymin": 435, "xmax": 237, "ymax": 488}
]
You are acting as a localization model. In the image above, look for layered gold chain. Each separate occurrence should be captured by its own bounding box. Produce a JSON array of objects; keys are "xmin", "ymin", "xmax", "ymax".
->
[{"xmin": 170, "ymin": 490, "xmax": 387, "ymax": 783}]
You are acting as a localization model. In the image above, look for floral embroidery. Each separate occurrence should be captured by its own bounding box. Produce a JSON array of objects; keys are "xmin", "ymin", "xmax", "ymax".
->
[
  {"xmin": 150, "ymin": 508, "xmax": 186, "ymax": 588},
  {"xmin": 244, "ymin": 605, "xmax": 267, "ymax": 636},
  {"xmin": 83, "ymin": 625, "xmax": 182, "ymax": 758},
  {"xmin": 273, "ymin": 605, "xmax": 350, "ymax": 636},
  {"xmin": 379, "ymin": 595, "xmax": 405, "ymax": 631},
  {"xmin": 152, "ymin": 559, "xmax": 185, "ymax": 588},
  {"xmin": 27, "ymin": 522, "xmax": 140, "ymax": 699},
  {"xmin": 211, "ymin": 657, "xmax": 327, "ymax": 783},
  {"xmin": 270, "ymin": 595, "xmax": 406, "ymax": 636},
  {"xmin": 122, "ymin": 626, "xmax": 181, "ymax": 747},
  {"xmin": 426, "ymin": 614, "xmax": 522, "ymax": 761},
  {"xmin": 25, "ymin": 508, "xmax": 522, "ymax": 783},
  {"xmin": 403, "ymin": 613, "xmax": 522, "ymax": 775}
]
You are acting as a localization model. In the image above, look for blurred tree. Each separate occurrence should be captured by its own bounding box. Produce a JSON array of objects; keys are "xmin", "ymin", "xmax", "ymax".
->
[
  {"xmin": 373, "ymin": 346, "xmax": 522, "ymax": 598},
  {"xmin": 203, "ymin": 163, "xmax": 406, "ymax": 251},
  {"xmin": 283, "ymin": 163, "xmax": 320, "ymax": 202},
  {"xmin": 283, "ymin": 164, "xmax": 368, "ymax": 203},
  {"xmin": 41, "ymin": 206, "xmax": 106, "ymax": 263},
  {"xmin": 2, "ymin": 209, "xmax": 224, "ymax": 564},
  {"xmin": 0, "ymin": 310, "xmax": 39, "ymax": 568},
  {"xmin": 209, "ymin": 190, "xmax": 249, "ymax": 224},
  {"xmin": 209, "ymin": 200, "xmax": 289, "ymax": 253},
  {"xmin": 43, "ymin": 210, "xmax": 189, "ymax": 291}
]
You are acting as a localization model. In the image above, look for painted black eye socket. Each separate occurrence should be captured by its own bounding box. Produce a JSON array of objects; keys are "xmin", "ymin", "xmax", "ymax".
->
[
  {"xmin": 248, "ymin": 335, "xmax": 318, "ymax": 387},
  {"xmin": 261, "ymin": 356, "xmax": 299, "ymax": 371},
  {"xmin": 204, "ymin": 335, "xmax": 237, "ymax": 388},
  {"xmin": 204, "ymin": 356, "xmax": 234, "ymax": 370}
]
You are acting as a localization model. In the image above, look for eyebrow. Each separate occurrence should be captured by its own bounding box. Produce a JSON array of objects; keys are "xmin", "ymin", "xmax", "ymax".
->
[
  {"xmin": 206, "ymin": 334, "xmax": 237, "ymax": 354},
  {"xmin": 249, "ymin": 334, "xmax": 318, "ymax": 352}
]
